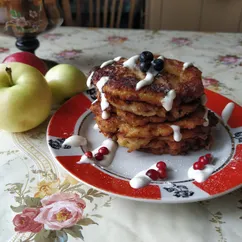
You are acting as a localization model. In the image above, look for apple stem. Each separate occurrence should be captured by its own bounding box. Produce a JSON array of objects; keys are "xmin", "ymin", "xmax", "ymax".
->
[{"xmin": 5, "ymin": 67, "xmax": 14, "ymax": 86}]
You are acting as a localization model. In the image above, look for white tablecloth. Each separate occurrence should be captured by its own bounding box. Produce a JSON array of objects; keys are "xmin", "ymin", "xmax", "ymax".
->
[{"xmin": 0, "ymin": 27, "xmax": 242, "ymax": 242}]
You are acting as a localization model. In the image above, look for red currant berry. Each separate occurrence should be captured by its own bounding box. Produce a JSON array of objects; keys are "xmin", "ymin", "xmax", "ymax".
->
[
  {"xmin": 157, "ymin": 168, "xmax": 167, "ymax": 179},
  {"xmin": 85, "ymin": 151, "xmax": 93, "ymax": 159},
  {"xmin": 198, "ymin": 156, "xmax": 209, "ymax": 165},
  {"xmin": 205, "ymin": 153, "xmax": 212, "ymax": 161},
  {"xmin": 146, "ymin": 169, "xmax": 160, "ymax": 180},
  {"xmin": 193, "ymin": 161, "xmax": 205, "ymax": 170},
  {"xmin": 98, "ymin": 147, "xmax": 109, "ymax": 155},
  {"xmin": 156, "ymin": 161, "xmax": 167, "ymax": 170},
  {"xmin": 94, "ymin": 153, "xmax": 104, "ymax": 161}
]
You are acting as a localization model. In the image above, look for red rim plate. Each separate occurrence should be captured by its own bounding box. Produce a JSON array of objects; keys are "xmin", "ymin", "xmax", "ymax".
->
[{"xmin": 47, "ymin": 89, "xmax": 242, "ymax": 203}]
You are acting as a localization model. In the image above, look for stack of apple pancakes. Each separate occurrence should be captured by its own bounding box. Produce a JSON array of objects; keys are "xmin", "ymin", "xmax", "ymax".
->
[{"xmin": 88, "ymin": 52, "xmax": 218, "ymax": 155}]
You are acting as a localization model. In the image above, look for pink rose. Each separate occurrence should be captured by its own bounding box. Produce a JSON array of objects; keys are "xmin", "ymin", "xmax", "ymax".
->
[
  {"xmin": 34, "ymin": 193, "xmax": 86, "ymax": 230},
  {"xmin": 107, "ymin": 36, "xmax": 128, "ymax": 44},
  {"xmin": 13, "ymin": 208, "xmax": 43, "ymax": 233},
  {"xmin": 16, "ymin": 17, "xmax": 28, "ymax": 27},
  {"xmin": 0, "ymin": 47, "xmax": 9, "ymax": 53},
  {"xmin": 171, "ymin": 37, "xmax": 192, "ymax": 46},
  {"xmin": 202, "ymin": 77, "xmax": 219, "ymax": 88},
  {"xmin": 218, "ymin": 55, "xmax": 241, "ymax": 65},
  {"xmin": 56, "ymin": 50, "xmax": 82, "ymax": 59}
]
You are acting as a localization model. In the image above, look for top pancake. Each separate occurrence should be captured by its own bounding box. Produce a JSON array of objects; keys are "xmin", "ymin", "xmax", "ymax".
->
[{"xmin": 90, "ymin": 55, "xmax": 204, "ymax": 106}]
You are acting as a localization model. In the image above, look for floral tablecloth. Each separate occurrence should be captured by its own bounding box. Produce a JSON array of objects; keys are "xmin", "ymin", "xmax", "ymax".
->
[{"xmin": 0, "ymin": 27, "xmax": 242, "ymax": 242}]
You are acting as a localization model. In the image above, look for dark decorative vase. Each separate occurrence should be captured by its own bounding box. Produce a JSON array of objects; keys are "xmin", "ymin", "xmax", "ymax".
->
[{"xmin": 0, "ymin": 0, "xmax": 63, "ymax": 68}]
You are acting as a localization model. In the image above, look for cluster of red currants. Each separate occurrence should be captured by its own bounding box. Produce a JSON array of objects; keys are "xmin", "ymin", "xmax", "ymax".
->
[
  {"xmin": 84, "ymin": 147, "xmax": 109, "ymax": 161},
  {"xmin": 193, "ymin": 153, "xmax": 212, "ymax": 170},
  {"xmin": 145, "ymin": 161, "xmax": 167, "ymax": 181}
]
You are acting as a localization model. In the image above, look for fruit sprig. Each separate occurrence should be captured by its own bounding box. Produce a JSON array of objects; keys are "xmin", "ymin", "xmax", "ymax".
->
[
  {"xmin": 139, "ymin": 51, "xmax": 164, "ymax": 72},
  {"xmin": 146, "ymin": 161, "xmax": 167, "ymax": 181},
  {"xmin": 84, "ymin": 146, "xmax": 109, "ymax": 162},
  {"xmin": 193, "ymin": 153, "xmax": 212, "ymax": 170}
]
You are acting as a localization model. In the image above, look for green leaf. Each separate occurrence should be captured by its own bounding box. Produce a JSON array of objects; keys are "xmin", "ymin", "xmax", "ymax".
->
[
  {"xmin": 87, "ymin": 188, "xmax": 94, "ymax": 195},
  {"xmin": 55, "ymin": 231, "xmax": 68, "ymax": 242},
  {"xmin": 64, "ymin": 225, "xmax": 84, "ymax": 240},
  {"xmin": 14, "ymin": 196, "xmax": 22, "ymax": 204},
  {"xmin": 91, "ymin": 214, "xmax": 102, "ymax": 218},
  {"xmin": 92, "ymin": 191, "xmax": 107, "ymax": 197},
  {"xmin": 50, "ymin": 169, "xmax": 58, "ymax": 180},
  {"xmin": 86, "ymin": 188, "xmax": 107, "ymax": 197},
  {"xmin": 59, "ymin": 183, "xmax": 70, "ymax": 191},
  {"xmin": 74, "ymin": 188, "xmax": 86, "ymax": 194},
  {"xmin": 10, "ymin": 205, "xmax": 26, "ymax": 213},
  {"xmin": 34, "ymin": 230, "xmax": 56, "ymax": 242},
  {"xmin": 16, "ymin": 12, "xmax": 21, "ymax": 17},
  {"xmin": 209, "ymin": 218, "xmax": 217, "ymax": 223},
  {"xmin": 104, "ymin": 203, "xmax": 111, "ymax": 207},
  {"xmin": 218, "ymin": 221, "xmax": 225, "ymax": 224},
  {"xmin": 92, "ymin": 203, "xmax": 98, "ymax": 211},
  {"xmin": 77, "ymin": 217, "xmax": 98, "ymax": 226},
  {"xmin": 10, "ymin": 9, "xmax": 17, "ymax": 17},
  {"xmin": 84, "ymin": 195, "xmax": 93, "ymax": 203},
  {"xmin": 24, "ymin": 196, "xmax": 42, "ymax": 207},
  {"xmin": 16, "ymin": 26, "xmax": 23, "ymax": 31},
  {"xmin": 12, "ymin": 183, "xmax": 23, "ymax": 190}
]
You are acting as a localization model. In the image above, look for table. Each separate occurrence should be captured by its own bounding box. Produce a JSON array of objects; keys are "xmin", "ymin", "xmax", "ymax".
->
[{"xmin": 0, "ymin": 27, "xmax": 242, "ymax": 242}]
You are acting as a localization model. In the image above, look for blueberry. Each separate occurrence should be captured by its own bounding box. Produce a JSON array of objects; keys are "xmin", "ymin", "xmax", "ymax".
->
[
  {"xmin": 140, "ymin": 61, "xmax": 151, "ymax": 72},
  {"xmin": 153, "ymin": 59, "xmax": 164, "ymax": 71},
  {"xmin": 139, "ymin": 51, "xmax": 154, "ymax": 62}
]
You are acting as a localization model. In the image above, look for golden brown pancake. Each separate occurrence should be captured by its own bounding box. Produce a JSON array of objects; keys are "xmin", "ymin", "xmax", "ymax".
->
[
  {"xmin": 90, "ymin": 56, "xmax": 204, "ymax": 106},
  {"xmin": 116, "ymin": 126, "xmax": 210, "ymax": 152},
  {"xmin": 88, "ymin": 53, "xmax": 218, "ymax": 155},
  {"xmin": 140, "ymin": 135, "xmax": 213, "ymax": 155},
  {"xmin": 90, "ymin": 102, "xmax": 217, "ymax": 138}
]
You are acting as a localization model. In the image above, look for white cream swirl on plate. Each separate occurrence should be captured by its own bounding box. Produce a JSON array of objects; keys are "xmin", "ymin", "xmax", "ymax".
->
[{"xmin": 77, "ymin": 139, "xmax": 118, "ymax": 167}]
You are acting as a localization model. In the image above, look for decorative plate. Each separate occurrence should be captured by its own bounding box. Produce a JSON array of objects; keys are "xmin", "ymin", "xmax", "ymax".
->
[{"xmin": 47, "ymin": 89, "xmax": 242, "ymax": 203}]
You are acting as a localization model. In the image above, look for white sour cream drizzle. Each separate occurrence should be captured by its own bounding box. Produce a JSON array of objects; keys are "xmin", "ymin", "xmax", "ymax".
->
[
  {"xmin": 114, "ymin": 56, "xmax": 122, "ymax": 61},
  {"xmin": 130, "ymin": 163, "xmax": 171, "ymax": 189},
  {"xmin": 62, "ymin": 135, "xmax": 87, "ymax": 147},
  {"xmin": 88, "ymin": 56, "xmax": 122, "ymax": 87},
  {"xmin": 96, "ymin": 76, "xmax": 110, "ymax": 119},
  {"xmin": 101, "ymin": 111, "xmax": 110, "ymax": 119},
  {"xmin": 93, "ymin": 123, "xmax": 99, "ymax": 130},
  {"xmin": 188, "ymin": 164, "xmax": 214, "ymax": 183},
  {"xmin": 136, "ymin": 67, "xmax": 158, "ymax": 91},
  {"xmin": 100, "ymin": 60, "xmax": 114, "ymax": 68},
  {"xmin": 221, "ymin": 102, "xmax": 235, "ymax": 125},
  {"xmin": 161, "ymin": 90, "xmax": 176, "ymax": 111},
  {"xmin": 123, "ymin": 55, "xmax": 139, "ymax": 68},
  {"xmin": 201, "ymin": 94, "xmax": 207, "ymax": 105},
  {"xmin": 183, "ymin": 62, "xmax": 193, "ymax": 70},
  {"xmin": 170, "ymin": 125, "xmax": 182, "ymax": 142},
  {"xmin": 158, "ymin": 55, "xmax": 164, "ymax": 60},
  {"xmin": 77, "ymin": 139, "xmax": 118, "ymax": 167},
  {"xmin": 130, "ymin": 163, "xmax": 156, "ymax": 189},
  {"xmin": 203, "ymin": 107, "xmax": 209, "ymax": 127},
  {"xmin": 87, "ymin": 71, "xmax": 94, "ymax": 88},
  {"xmin": 92, "ymin": 99, "xmax": 98, "ymax": 105}
]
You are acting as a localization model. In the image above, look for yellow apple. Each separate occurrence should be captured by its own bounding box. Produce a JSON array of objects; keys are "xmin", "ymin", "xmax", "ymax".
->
[
  {"xmin": 45, "ymin": 64, "xmax": 87, "ymax": 105},
  {"xmin": 0, "ymin": 63, "xmax": 52, "ymax": 132}
]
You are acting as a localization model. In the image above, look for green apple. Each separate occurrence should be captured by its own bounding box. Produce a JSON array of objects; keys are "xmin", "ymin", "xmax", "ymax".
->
[
  {"xmin": 45, "ymin": 64, "xmax": 87, "ymax": 105},
  {"xmin": 0, "ymin": 63, "xmax": 52, "ymax": 132}
]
